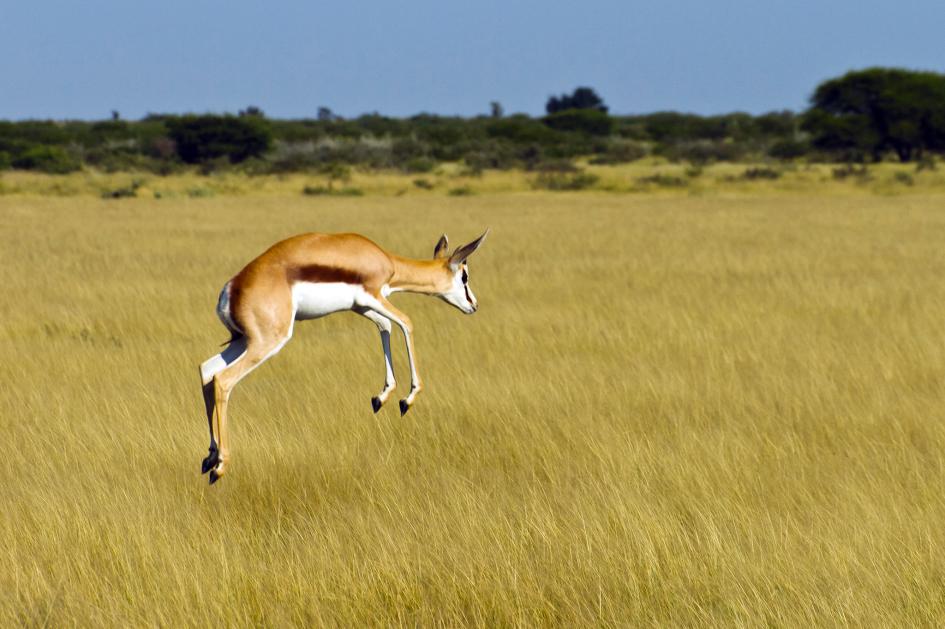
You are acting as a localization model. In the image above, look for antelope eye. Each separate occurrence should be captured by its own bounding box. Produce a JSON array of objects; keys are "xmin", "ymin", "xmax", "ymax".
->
[{"xmin": 461, "ymin": 269, "xmax": 468, "ymax": 284}]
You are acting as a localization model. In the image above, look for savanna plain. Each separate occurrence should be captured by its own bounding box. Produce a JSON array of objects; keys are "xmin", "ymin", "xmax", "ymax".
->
[{"xmin": 2, "ymin": 166, "xmax": 945, "ymax": 626}]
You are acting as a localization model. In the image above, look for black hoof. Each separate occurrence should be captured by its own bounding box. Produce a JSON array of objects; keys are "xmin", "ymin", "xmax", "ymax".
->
[
  {"xmin": 201, "ymin": 449, "xmax": 219, "ymax": 475},
  {"xmin": 399, "ymin": 400, "xmax": 410, "ymax": 416},
  {"xmin": 209, "ymin": 470, "xmax": 220, "ymax": 485},
  {"xmin": 371, "ymin": 397, "xmax": 382, "ymax": 413}
]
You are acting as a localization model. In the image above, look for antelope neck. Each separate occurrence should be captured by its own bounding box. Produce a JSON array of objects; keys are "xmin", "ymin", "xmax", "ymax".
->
[{"xmin": 389, "ymin": 256, "xmax": 446, "ymax": 294}]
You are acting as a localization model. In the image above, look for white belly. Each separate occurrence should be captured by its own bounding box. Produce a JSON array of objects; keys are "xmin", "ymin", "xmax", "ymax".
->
[{"xmin": 292, "ymin": 282, "xmax": 360, "ymax": 320}]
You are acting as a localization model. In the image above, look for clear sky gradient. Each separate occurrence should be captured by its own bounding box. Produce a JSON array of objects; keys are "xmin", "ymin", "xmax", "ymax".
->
[{"xmin": 1, "ymin": 0, "xmax": 942, "ymax": 120}]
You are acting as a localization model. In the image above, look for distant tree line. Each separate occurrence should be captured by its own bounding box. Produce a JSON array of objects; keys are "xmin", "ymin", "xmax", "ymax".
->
[{"xmin": 1, "ymin": 71, "xmax": 943, "ymax": 175}]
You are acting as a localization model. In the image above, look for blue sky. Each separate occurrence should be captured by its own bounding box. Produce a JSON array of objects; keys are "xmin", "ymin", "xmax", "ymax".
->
[{"xmin": 1, "ymin": 0, "xmax": 942, "ymax": 120}]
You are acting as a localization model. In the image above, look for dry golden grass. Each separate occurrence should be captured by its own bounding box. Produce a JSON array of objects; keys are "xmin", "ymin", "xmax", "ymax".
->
[{"xmin": 2, "ymin": 171, "xmax": 945, "ymax": 625}]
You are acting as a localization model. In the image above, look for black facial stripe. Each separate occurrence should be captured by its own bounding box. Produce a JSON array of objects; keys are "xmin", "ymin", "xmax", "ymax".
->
[
  {"xmin": 464, "ymin": 285, "xmax": 473, "ymax": 304},
  {"xmin": 461, "ymin": 269, "xmax": 468, "ymax": 284}
]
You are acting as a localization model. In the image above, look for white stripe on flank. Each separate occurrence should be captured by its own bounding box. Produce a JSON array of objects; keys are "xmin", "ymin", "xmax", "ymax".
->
[{"xmin": 292, "ymin": 282, "xmax": 362, "ymax": 320}]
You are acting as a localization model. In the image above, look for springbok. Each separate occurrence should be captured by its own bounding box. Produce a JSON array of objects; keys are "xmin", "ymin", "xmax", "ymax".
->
[{"xmin": 198, "ymin": 230, "xmax": 488, "ymax": 484}]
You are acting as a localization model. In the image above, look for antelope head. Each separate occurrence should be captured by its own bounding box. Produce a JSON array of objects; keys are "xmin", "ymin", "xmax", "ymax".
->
[{"xmin": 432, "ymin": 230, "xmax": 489, "ymax": 315}]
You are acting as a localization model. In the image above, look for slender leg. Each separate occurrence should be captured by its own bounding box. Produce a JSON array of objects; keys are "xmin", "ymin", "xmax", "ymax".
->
[
  {"xmin": 357, "ymin": 309, "xmax": 396, "ymax": 412},
  {"xmin": 199, "ymin": 338, "xmax": 248, "ymax": 473},
  {"xmin": 207, "ymin": 328, "xmax": 292, "ymax": 484},
  {"xmin": 360, "ymin": 295, "xmax": 422, "ymax": 415}
]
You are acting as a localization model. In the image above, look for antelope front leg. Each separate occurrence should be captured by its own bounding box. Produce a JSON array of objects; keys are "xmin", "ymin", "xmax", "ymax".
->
[
  {"xmin": 358, "ymin": 309, "xmax": 397, "ymax": 412},
  {"xmin": 367, "ymin": 297, "xmax": 422, "ymax": 416}
]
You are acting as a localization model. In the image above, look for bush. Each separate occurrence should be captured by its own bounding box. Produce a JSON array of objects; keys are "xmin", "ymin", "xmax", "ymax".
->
[
  {"xmin": 486, "ymin": 115, "xmax": 557, "ymax": 145},
  {"xmin": 657, "ymin": 140, "xmax": 747, "ymax": 164},
  {"xmin": 101, "ymin": 179, "xmax": 144, "ymax": 199},
  {"xmin": 768, "ymin": 139, "xmax": 808, "ymax": 160},
  {"xmin": 636, "ymin": 173, "xmax": 688, "ymax": 188},
  {"xmin": 462, "ymin": 145, "xmax": 517, "ymax": 171},
  {"xmin": 186, "ymin": 187, "xmax": 215, "ymax": 198},
  {"xmin": 302, "ymin": 185, "xmax": 363, "ymax": 196},
  {"xmin": 894, "ymin": 171, "xmax": 915, "ymax": 186},
  {"xmin": 448, "ymin": 186, "xmax": 475, "ymax": 196},
  {"xmin": 832, "ymin": 164, "xmax": 871, "ymax": 182},
  {"xmin": 12, "ymin": 146, "xmax": 81, "ymax": 173},
  {"xmin": 588, "ymin": 141, "xmax": 647, "ymax": 164},
  {"xmin": 403, "ymin": 157, "xmax": 436, "ymax": 173},
  {"xmin": 83, "ymin": 147, "xmax": 168, "ymax": 173},
  {"xmin": 198, "ymin": 157, "xmax": 234, "ymax": 175},
  {"xmin": 529, "ymin": 158, "xmax": 579, "ymax": 173},
  {"xmin": 742, "ymin": 167, "xmax": 781, "ymax": 180},
  {"xmin": 166, "ymin": 115, "xmax": 272, "ymax": 164},
  {"xmin": 87, "ymin": 120, "xmax": 133, "ymax": 146},
  {"xmin": 916, "ymin": 155, "xmax": 937, "ymax": 172},
  {"xmin": 542, "ymin": 109, "xmax": 614, "ymax": 136},
  {"xmin": 532, "ymin": 171, "xmax": 599, "ymax": 191},
  {"xmin": 302, "ymin": 185, "xmax": 331, "ymax": 195}
]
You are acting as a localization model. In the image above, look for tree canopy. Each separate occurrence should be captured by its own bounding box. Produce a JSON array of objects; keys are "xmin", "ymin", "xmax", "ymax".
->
[
  {"xmin": 803, "ymin": 68, "xmax": 945, "ymax": 162},
  {"xmin": 546, "ymin": 87, "xmax": 608, "ymax": 114}
]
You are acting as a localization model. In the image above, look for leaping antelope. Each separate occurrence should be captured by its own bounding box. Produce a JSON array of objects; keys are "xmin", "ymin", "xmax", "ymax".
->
[{"xmin": 198, "ymin": 230, "xmax": 489, "ymax": 484}]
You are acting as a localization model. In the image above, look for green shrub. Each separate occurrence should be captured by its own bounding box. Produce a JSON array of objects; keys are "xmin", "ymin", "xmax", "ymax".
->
[
  {"xmin": 742, "ymin": 167, "xmax": 781, "ymax": 180},
  {"xmin": 186, "ymin": 187, "xmax": 215, "ymax": 198},
  {"xmin": 12, "ymin": 146, "xmax": 81, "ymax": 173},
  {"xmin": 832, "ymin": 164, "xmax": 871, "ymax": 181},
  {"xmin": 403, "ymin": 157, "xmax": 436, "ymax": 173},
  {"xmin": 589, "ymin": 141, "xmax": 647, "ymax": 165},
  {"xmin": 302, "ymin": 185, "xmax": 364, "ymax": 196},
  {"xmin": 198, "ymin": 157, "xmax": 234, "ymax": 175},
  {"xmin": 166, "ymin": 115, "xmax": 272, "ymax": 164},
  {"xmin": 391, "ymin": 137, "xmax": 427, "ymax": 163},
  {"xmin": 318, "ymin": 161, "xmax": 351, "ymax": 181},
  {"xmin": 542, "ymin": 109, "xmax": 614, "ymax": 136},
  {"xmin": 530, "ymin": 158, "xmax": 579, "ymax": 173},
  {"xmin": 894, "ymin": 171, "xmax": 915, "ymax": 186},
  {"xmin": 460, "ymin": 140, "xmax": 526, "ymax": 171},
  {"xmin": 335, "ymin": 187, "xmax": 364, "ymax": 196},
  {"xmin": 636, "ymin": 173, "xmax": 688, "ymax": 188},
  {"xmin": 412, "ymin": 178, "xmax": 434, "ymax": 190},
  {"xmin": 447, "ymin": 185, "xmax": 474, "ymax": 196},
  {"xmin": 87, "ymin": 120, "xmax": 133, "ymax": 146},
  {"xmin": 532, "ymin": 171, "xmax": 599, "ymax": 191},
  {"xmin": 101, "ymin": 179, "xmax": 144, "ymax": 199},
  {"xmin": 83, "ymin": 147, "xmax": 168, "ymax": 173},
  {"xmin": 768, "ymin": 139, "xmax": 808, "ymax": 160},
  {"xmin": 486, "ymin": 115, "xmax": 557, "ymax": 144},
  {"xmin": 915, "ymin": 156, "xmax": 937, "ymax": 172},
  {"xmin": 657, "ymin": 140, "xmax": 747, "ymax": 164}
]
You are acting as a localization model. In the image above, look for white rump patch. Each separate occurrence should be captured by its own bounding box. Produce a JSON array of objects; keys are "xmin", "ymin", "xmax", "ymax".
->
[
  {"xmin": 293, "ymin": 282, "xmax": 362, "ymax": 320},
  {"xmin": 216, "ymin": 281, "xmax": 242, "ymax": 335}
]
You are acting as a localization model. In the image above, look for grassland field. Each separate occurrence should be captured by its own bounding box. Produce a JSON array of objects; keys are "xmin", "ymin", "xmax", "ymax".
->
[{"xmin": 2, "ymin": 162, "xmax": 945, "ymax": 625}]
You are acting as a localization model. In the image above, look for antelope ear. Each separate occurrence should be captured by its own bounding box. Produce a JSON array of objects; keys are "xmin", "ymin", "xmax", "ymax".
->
[
  {"xmin": 448, "ymin": 229, "xmax": 489, "ymax": 269},
  {"xmin": 433, "ymin": 234, "xmax": 449, "ymax": 259}
]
